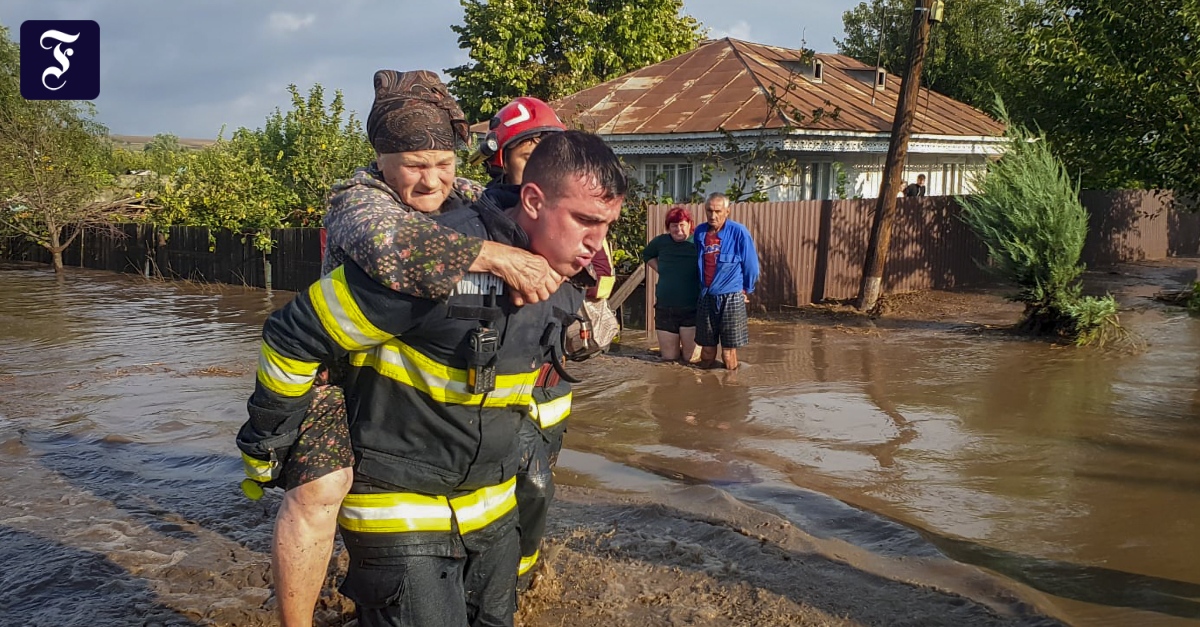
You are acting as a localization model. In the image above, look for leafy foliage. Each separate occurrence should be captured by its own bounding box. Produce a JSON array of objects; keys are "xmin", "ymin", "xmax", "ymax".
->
[
  {"xmin": 448, "ymin": 0, "xmax": 704, "ymax": 121},
  {"xmin": 958, "ymin": 99, "xmax": 1121, "ymax": 345},
  {"xmin": 153, "ymin": 135, "xmax": 296, "ymax": 251},
  {"xmin": 1009, "ymin": 0, "xmax": 1200, "ymax": 202},
  {"xmin": 837, "ymin": 0, "xmax": 1033, "ymax": 111},
  {"xmin": 147, "ymin": 84, "xmax": 373, "ymax": 243},
  {"xmin": 0, "ymin": 24, "xmax": 136, "ymax": 272},
  {"xmin": 234, "ymin": 84, "xmax": 373, "ymax": 224}
]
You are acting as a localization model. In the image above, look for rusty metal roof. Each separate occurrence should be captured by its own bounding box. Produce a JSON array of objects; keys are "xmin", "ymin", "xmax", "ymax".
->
[{"xmin": 536, "ymin": 38, "xmax": 1003, "ymax": 138}]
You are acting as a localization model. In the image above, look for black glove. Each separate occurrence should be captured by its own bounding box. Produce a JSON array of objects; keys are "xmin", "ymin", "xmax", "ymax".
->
[{"xmin": 235, "ymin": 420, "xmax": 298, "ymax": 500}]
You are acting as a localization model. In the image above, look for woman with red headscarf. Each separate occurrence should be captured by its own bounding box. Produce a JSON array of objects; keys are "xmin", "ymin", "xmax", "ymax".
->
[{"xmin": 641, "ymin": 206, "xmax": 700, "ymax": 362}]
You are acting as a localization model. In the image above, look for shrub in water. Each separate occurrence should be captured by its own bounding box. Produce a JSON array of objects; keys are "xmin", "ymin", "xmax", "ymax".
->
[{"xmin": 958, "ymin": 98, "xmax": 1122, "ymax": 345}]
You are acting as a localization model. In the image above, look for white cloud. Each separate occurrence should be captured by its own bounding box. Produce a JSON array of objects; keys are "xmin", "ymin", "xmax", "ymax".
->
[
  {"xmin": 266, "ymin": 11, "xmax": 316, "ymax": 35},
  {"xmin": 712, "ymin": 19, "xmax": 753, "ymax": 41}
]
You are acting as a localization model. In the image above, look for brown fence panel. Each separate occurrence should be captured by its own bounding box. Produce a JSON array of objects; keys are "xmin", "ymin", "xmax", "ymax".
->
[
  {"xmin": 1080, "ymin": 190, "xmax": 1170, "ymax": 266},
  {"xmin": 272, "ymin": 228, "xmax": 325, "ymax": 292},
  {"xmin": 158, "ymin": 226, "xmax": 265, "ymax": 287}
]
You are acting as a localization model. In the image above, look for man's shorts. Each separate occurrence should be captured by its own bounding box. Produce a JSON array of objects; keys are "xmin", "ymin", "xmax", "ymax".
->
[
  {"xmin": 695, "ymin": 291, "xmax": 750, "ymax": 348},
  {"xmin": 653, "ymin": 305, "xmax": 697, "ymax": 334},
  {"xmin": 282, "ymin": 385, "xmax": 355, "ymax": 491}
]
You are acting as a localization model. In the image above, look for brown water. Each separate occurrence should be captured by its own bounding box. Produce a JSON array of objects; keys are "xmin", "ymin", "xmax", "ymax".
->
[{"xmin": 2, "ymin": 262, "xmax": 1198, "ymax": 626}]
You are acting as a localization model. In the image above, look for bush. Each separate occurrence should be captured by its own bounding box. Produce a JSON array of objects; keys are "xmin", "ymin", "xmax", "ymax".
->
[{"xmin": 959, "ymin": 98, "xmax": 1123, "ymax": 346}]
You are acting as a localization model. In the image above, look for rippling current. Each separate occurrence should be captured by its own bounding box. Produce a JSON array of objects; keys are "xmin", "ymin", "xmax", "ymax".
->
[{"xmin": 3, "ymin": 262, "xmax": 1199, "ymax": 626}]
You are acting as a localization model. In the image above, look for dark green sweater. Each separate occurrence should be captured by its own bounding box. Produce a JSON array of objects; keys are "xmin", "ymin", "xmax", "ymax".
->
[{"xmin": 642, "ymin": 233, "xmax": 700, "ymax": 308}]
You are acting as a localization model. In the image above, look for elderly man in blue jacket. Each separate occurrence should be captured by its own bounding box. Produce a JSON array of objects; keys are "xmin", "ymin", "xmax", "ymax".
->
[{"xmin": 692, "ymin": 192, "xmax": 760, "ymax": 370}]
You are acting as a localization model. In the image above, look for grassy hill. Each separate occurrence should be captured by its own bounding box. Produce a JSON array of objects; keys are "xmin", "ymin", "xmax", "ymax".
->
[{"xmin": 109, "ymin": 134, "xmax": 216, "ymax": 151}]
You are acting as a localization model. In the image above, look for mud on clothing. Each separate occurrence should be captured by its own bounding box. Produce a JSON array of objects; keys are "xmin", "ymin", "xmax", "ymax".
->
[{"xmin": 239, "ymin": 197, "xmax": 583, "ymax": 626}]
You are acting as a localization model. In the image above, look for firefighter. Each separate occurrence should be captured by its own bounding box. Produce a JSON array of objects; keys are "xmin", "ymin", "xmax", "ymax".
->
[
  {"xmin": 475, "ymin": 97, "xmax": 618, "ymax": 588},
  {"xmin": 243, "ymin": 70, "xmax": 564, "ymax": 627},
  {"xmin": 239, "ymin": 130, "xmax": 626, "ymax": 627}
]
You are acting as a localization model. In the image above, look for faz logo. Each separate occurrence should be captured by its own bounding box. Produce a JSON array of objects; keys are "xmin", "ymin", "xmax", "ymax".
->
[{"xmin": 20, "ymin": 20, "xmax": 100, "ymax": 100}]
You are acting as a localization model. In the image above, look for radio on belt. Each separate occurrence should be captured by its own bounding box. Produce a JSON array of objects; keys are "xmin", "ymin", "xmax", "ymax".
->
[{"xmin": 468, "ymin": 326, "xmax": 498, "ymax": 394}]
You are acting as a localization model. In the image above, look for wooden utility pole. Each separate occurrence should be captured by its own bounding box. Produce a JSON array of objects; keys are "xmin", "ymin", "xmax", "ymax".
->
[{"xmin": 856, "ymin": 0, "xmax": 938, "ymax": 312}]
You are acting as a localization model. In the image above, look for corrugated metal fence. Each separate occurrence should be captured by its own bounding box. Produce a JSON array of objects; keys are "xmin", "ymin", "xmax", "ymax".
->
[
  {"xmin": 644, "ymin": 191, "xmax": 1198, "ymax": 331},
  {"xmin": 2, "ymin": 191, "xmax": 1195, "ymax": 314}
]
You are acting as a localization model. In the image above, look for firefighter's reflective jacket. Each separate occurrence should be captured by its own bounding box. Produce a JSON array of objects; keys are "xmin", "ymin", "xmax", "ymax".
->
[{"xmin": 238, "ymin": 200, "xmax": 583, "ymax": 543}]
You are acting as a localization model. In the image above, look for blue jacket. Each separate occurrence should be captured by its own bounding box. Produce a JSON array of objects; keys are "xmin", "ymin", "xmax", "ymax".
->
[{"xmin": 693, "ymin": 219, "xmax": 760, "ymax": 297}]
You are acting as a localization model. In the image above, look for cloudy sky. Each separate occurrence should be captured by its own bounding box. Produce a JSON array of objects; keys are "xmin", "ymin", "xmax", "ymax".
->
[{"xmin": 3, "ymin": 1, "xmax": 862, "ymax": 139}]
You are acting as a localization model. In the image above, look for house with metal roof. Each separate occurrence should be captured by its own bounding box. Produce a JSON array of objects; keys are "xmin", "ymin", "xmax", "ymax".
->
[{"xmin": 538, "ymin": 38, "xmax": 1006, "ymax": 201}]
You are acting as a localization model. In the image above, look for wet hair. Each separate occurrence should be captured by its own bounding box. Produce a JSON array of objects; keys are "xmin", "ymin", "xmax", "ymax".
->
[
  {"xmin": 665, "ymin": 206, "xmax": 694, "ymax": 229},
  {"xmin": 523, "ymin": 130, "xmax": 627, "ymax": 202}
]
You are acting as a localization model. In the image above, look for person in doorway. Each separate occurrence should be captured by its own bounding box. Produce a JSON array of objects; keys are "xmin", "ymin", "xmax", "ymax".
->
[
  {"xmin": 693, "ymin": 192, "xmax": 759, "ymax": 370},
  {"xmin": 240, "ymin": 130, "xmax": 626, "ymax": 627},
  {"xmin": 237, "ymin": 70, "xmax": 565, "ymax": 627},
  {"xmin": 904, "ymin": 174, "xmax": 927, "ymax": 197},
  {"xmin": 641, "ymin": 206, "xmax": 700, "ymax": 362}
]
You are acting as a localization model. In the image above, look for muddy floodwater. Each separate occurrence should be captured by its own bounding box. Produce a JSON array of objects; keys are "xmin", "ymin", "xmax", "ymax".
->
[{"xmin": 2, "ymin": 261, "xmax": 1199, "ymax": 626}]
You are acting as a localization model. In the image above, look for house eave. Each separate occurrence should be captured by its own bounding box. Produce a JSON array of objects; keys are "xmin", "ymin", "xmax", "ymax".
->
[{"xmin": 598, "ymin": 129, "xmax": 1008, "ymax": 157}]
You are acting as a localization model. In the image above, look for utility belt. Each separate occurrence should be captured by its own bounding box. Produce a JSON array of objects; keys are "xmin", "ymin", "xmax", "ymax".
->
[{"xmin": 338, "ymin": 476, "xmax": 517, "ymax": 535}]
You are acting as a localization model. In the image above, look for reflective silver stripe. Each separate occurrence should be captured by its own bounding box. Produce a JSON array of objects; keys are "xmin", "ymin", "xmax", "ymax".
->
[
  {"xmin": 338, "ymin": 477, "xmax": 517, "ymax": 534},
  {"xmin": 242, "ymin": 452, "xmax": 273, "ymax": 481},
  {"xmin": 308, "ymin": 266, "xmax": 391, "ymax": 351},
  {"xmin": 449, "ymin": 478, "xmax": 517, "ymax": 534},
  {"xmin": 531, "ymin": 392, "xmax": 572, "ymax": 428},
  {"xmin": 339, "ymin": 492, "xmax": 455, "ymax": 533},
  {"xmin": 350, "ymin": 340, "xmax": 537, "ymax": 408},
  {"xmin": 256, "ymin": 343, "xmax": 317, "ymax": 397}
]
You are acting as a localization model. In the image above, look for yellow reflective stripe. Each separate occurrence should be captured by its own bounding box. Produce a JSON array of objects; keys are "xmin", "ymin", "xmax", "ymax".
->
[
  {"xmin": 349, "ymin": 340, "xmax": 538, "ymax": 408},
  {"xmin": 518, "ymin": 549, "xmax": 540, "ymax": 575},
  {"xmin": 338, "ymin": 477, "xmax": 517, "ymax": 535},
  {"xmin": 309, "ymin": 266, "xmax": 391, "ymax": 351},
  {"xmin": 256, "ymin": 342, "xmax": 318, "ymax": 397},
  {"xmin": 242, "ymin": 452, "xmax": 273, "ymax": 481},
  {"xmin": 450, "ymin": 476, "xmax": 517, "ymax": 535},
  {"xmin": 338, "ymin": 492, "xmax": 454, "ymax": 533},
  {"xmin": 531, "ymin": 392, "xmax": 572, "ymax": 429}
]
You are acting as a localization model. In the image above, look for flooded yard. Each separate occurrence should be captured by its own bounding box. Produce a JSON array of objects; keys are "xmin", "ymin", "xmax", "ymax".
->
[{"xmin": 1, "ymin": 259, "xmax": 1197, "ymax": 626}]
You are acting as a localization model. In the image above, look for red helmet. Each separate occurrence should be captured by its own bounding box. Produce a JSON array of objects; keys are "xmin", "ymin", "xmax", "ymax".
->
[{"xmin": 479, "ymin": 97, "xmax": 565, "ymax": 169}]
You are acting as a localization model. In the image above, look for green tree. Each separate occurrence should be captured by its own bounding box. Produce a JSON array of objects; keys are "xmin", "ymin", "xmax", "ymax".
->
[
  {"xmin": 1009, "ymin": 0, "xmax": 1200, "ymax": 201},
  {"xmin": 152, "ymin": 134, "xmax": 296, "ymax": 251},
  {"xmin": 836, "ymin": 0, "xmax": 1033, "ymax": 111},
  {"xmin": 958, "ymin": 99, "xmax": 1122, "ymax": 346},
  {"xmin": 148, "ymin": 83, "xmax": 374, "ymax": 240},
  {"xmin": 0, "ymin": 24, "xmax": 135, "ymax": 273},
  {"xmin": 448, "ymin": 0, "xmax": 705, "ymax": 121},
  {"xmin": 234, "ymin": 84, "xmax": 374, "ymax": 226}
]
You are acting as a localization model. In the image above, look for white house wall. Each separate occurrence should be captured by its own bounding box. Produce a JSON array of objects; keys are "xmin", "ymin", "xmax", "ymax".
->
[
  {"xmin": 843, "ymin": 153, "xmax": 990, "ymax": 198},
  {"xmin": 621, "ymin": 152, "xmax": 990, "ymax": 202}
]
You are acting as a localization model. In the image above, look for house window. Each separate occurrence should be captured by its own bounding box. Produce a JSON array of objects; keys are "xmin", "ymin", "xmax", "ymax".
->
[
  {"xmin": 644, "ymin": 162, "xmax": 695, "ymax": 202},
  {"xmin": 775, "ymin": 163, "xmax": 835, "ymax": 200}
]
